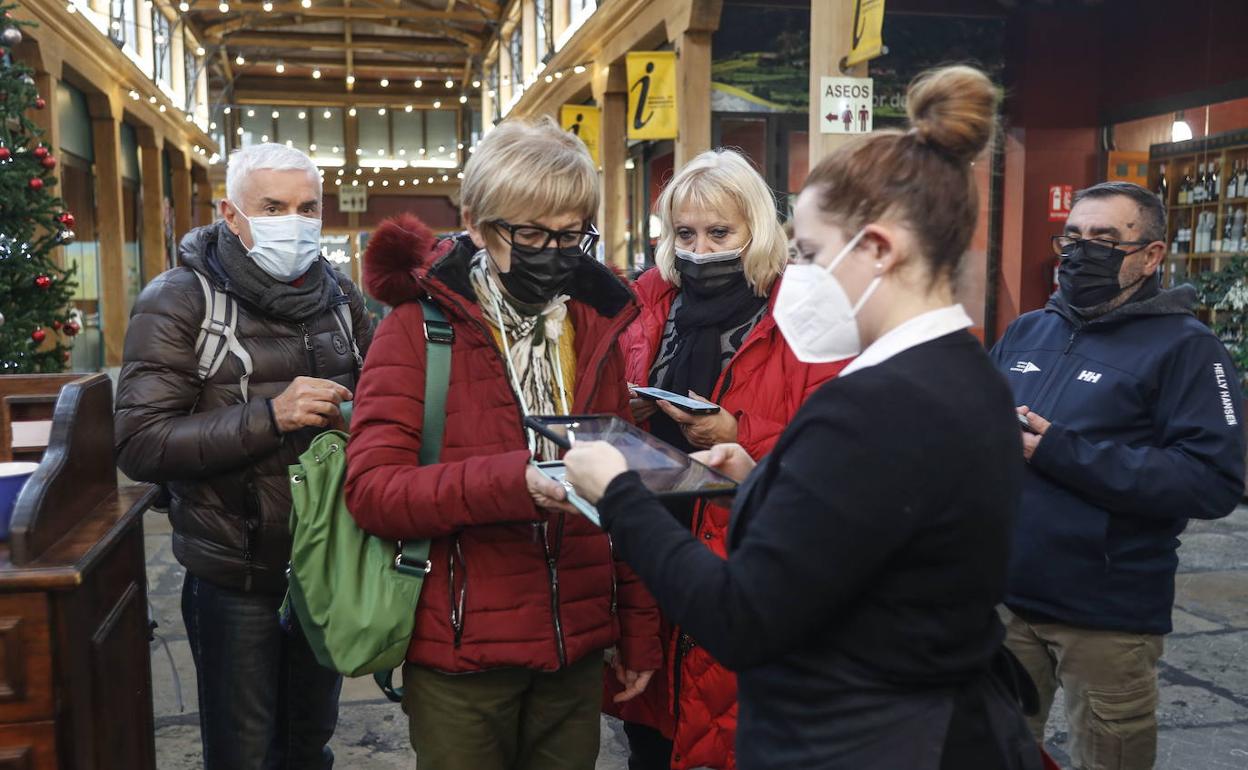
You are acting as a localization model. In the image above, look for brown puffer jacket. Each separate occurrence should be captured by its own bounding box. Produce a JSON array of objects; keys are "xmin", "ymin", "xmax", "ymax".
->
[{"xmin": 115, "ymin": 222, "xmax": 374, "ymax": 594}]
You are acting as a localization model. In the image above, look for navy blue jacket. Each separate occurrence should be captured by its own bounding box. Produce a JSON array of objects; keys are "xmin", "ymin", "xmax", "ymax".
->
[{"xmin": 991, "ymin": 283, "xmax": 1245, "ymax": 635}]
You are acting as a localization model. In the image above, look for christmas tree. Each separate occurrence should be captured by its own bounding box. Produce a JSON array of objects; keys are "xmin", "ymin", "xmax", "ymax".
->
[{"xmin": 0, "ymin": 1, "xmax": 78, "ymax": 373}]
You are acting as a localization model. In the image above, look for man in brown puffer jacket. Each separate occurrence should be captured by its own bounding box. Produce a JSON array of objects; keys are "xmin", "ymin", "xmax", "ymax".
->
[{"xmin": 114, "ymin": 144, "xmax": 373, "ymax": 770}]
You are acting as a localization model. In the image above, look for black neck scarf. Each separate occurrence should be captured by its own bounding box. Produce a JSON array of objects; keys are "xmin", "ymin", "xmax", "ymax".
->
[{"xmin": 213, "ymin": 223, "xmax": 336, "ymax": 323}]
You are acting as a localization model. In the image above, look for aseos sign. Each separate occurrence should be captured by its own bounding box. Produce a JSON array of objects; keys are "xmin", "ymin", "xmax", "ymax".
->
[{"xmin": 820, "ymin": 76, "xmax": 874, "ymax": 135}]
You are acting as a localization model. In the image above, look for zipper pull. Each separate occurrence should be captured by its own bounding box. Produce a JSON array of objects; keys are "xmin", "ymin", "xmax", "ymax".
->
[
  {"xmin": 1064, "ymin": 331, "xmax": 1077, "ymax": 354},
  {"xmin": 301, "ymin": 323, "xmax": 313, "ymax": 351}
]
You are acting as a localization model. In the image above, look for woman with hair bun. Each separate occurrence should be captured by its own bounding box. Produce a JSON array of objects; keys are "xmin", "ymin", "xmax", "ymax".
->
[{"xmin": 565, "ymin": 65, "xmax": 1044, "ymax": 769}]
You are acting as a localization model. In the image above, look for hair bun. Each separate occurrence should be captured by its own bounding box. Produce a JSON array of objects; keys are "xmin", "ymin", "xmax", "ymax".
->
[{"xmin": 906, "ymin": 65, "xmax": 998, "ymax": 164}]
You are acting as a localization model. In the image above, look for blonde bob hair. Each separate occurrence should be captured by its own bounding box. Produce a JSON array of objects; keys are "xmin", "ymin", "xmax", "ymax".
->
[
  {"xmin": 654, "ymin": 149, "xmax": 788, "ymax": 296},
  {"xmin": 460, "ymin": 115, "xmax": 599, "ymax": 236}
]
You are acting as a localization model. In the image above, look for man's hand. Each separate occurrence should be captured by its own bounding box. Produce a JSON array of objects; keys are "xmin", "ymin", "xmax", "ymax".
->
[
  {"xmin": 611, "ymin": 657, "xmax": 656, "ymax": 703},
  {"xmin": 656, "ymin": 391, "xmax": 737, "ymax": 449},
  {"xmin": 271, "ymin": 377, "xmax": 352, "ymax": 433},
  {"xmin": 525, "ymin": 465, "xmax": 578, "ymax": 514},
  {"xmin": 690, "ymin": 443, "xmax": 756, "ymax": 483},
  {"xmin": 563, "ymin": 441, "xmax": 629, "ymax": 504},
  {"xmin": 1017, "ymin": 406, "xmax": 1051, "ymax": 462}
]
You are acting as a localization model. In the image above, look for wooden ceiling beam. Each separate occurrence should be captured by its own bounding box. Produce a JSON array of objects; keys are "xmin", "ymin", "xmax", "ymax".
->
[
  {"xmin": 232, "ymin": 79, "xmax": 479, "ymax": 105},
  {"xmin": 234, "ymin": 60, "xmax": 465, "ymax": 76},
  {"xmin": 222, "ymin": 31, "xmax": 468, "ymax": 55}
]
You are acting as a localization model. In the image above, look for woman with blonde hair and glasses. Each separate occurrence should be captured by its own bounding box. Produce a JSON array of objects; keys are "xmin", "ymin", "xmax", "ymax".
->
[
  {"xmin": 613, "ymin": 148, "xmax": 848, "ymax": 770},
  {"xmin": 344, "ymin": 115, "xmax": 661, "ymax": 770}
]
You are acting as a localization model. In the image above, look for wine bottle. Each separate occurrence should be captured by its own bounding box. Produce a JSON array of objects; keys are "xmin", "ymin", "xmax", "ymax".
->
[
  {"xmin": 1179, "ymin": 168, "xmax": 1191, "ymax": 205},
  {"xmin": 1229, "ymin": 161, "xmax": 1239, "ymax": 200},
  {"xmin": 1156, "ymin": 163, "xmax": 1169, "ymax": 203},
  {"xmin": 1210, "ymin": 162, "xmax": 1220, "ymax": 202},
  {"xmin": 1238, "ymin": 162, "xmax": 1248, "ymax": 200}
]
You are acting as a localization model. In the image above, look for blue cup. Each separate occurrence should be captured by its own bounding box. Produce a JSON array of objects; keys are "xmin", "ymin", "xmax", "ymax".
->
[{"xmin": 0, "ymin": 462, "xmax": 39, "ymax": 541}]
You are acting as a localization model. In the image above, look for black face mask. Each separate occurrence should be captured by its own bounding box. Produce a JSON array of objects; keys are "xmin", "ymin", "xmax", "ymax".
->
[
  {"xmin": 1057, "ymin": 240, "xmax": 1145, "ymax": 309},
  {"xmin": 676, "ymin": 256, "xmax": 747, "ymax": 296},
  {"xmin": 496, "ymin": 246, "xmax": 583, "ymax": 306}
]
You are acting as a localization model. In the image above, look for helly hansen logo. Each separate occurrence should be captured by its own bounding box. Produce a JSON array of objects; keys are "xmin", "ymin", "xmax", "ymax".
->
[
  {"xmin": 1214, "ymin": 363, "xmax": 1239, "ymax": 426},
  {"xmin": 1076, "ymin": 370, "xmax": 1103, "ymax": 384},
  {"xmin": 1011, "ymin": 361, "xmax": 1041, "ymax": 373}
]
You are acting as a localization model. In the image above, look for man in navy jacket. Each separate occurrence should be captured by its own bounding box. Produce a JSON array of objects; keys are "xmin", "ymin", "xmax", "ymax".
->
[{"xmin": 991, "ymin": 181, "xmax": 1245, "ymax": 770}]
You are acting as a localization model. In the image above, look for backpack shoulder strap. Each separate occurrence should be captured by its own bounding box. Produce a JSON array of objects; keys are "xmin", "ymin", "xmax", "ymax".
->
[
  {"xmin": 327, "ymin": 265, "xmax": 364, "ymax": 371},
  {"xmin": 417, "ymin": 297, "xmax": 453, "ymax": 466},
  {"xmin": 191, "ymin": 269, "xmax": 254, "ymax": 402}
]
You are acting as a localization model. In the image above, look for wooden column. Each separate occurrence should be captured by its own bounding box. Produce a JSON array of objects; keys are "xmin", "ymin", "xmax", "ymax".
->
[
  {"xmin": 136, "ymin": 125, "xmax": 168, "ymax": 284},
  {"xmin": 594, "ymin": 61, "xmax": 629, "ymax": 270},
  {"xmin": 168, "ymin": 145, "xmax": 194, "ymax": 242},
  {"xmin": 192, "ymin": 163, "xmax": 214, "ymax": 226},
  {"xmin": 673, "ymin": 29, "xmax": 711, "ymax": 170},
  {"xmin": 808, "ymin": 0, "xmax": 866, "ymax": 168},
  {"xmin": 88, "ymin": 89, "xmax": 129, "ymax": 366}
]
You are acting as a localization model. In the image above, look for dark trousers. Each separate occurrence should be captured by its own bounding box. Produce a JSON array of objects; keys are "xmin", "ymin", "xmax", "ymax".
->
[
  {"xmin": 182, "ymin": 573, "xmax": 342, "ymax": 770},
  {"xmin": 623, "ymin": 721, "xmax": 674, "ymax": 770}
]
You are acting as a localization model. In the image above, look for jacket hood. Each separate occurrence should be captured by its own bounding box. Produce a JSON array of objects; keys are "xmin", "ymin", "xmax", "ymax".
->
[
  {"xmin": 364, "ymin": 213, "xmax": 635, "ymax": 319},
  {"xmin": 178, "ymin": 220, "xmax": 228, "ymax": 280},
  {"xmin": 1045, "ymin": 280, "xmax": 1196, "ymax": 327}
]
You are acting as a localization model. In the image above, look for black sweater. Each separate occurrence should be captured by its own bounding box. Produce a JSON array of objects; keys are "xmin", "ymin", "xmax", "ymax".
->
[{"xmin": 599, "ymin": 331, "xmax": 1027, "ymax": 769}]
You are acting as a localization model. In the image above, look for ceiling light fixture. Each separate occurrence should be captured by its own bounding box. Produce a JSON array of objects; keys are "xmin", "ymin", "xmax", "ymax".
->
[
  {"xmin": 472, "ymin": 79, "xmax": 481, "ymax": 88},
  {"xmin": 1171, "ymin": 111, "xmax": 1194, "ymax": 143},
  {"xmin": 414, "ymin": 78, "xmax": 423, "ymax": 88},
  {"xmin": 235, "ymin": 54, "xmax": 245, "ymax": 65},
  {"xmin": 312, "ymin": 69, "xmax": 321, "ymax": 79},
  {"xmin": 348, "ymin": 107, "xmax": 357, "ymax": 116},
  {"xmin": 275, "ymin": 61, "xmax": 285, "ymax": 74},
  {"xmin": 346, "ymin": 74, "xmax": 356, "ymax": 85},
  {"xmin": 380, "ymin": 78, "xmax": 389, "ymax": 87},
  {"xmin": 458, "ymin": 95, "xmax": 467, "ymax": 104},
  {"xmin": 445, "ymin": 78, "xmax": 453, "ymax": 88},
  {"xmin": 218, "ymin": 1, "xmax": 229, "ymax": 12},
  {"xmin": 432, "ymin": 100, "xmax": 441, "ymax": 109}
]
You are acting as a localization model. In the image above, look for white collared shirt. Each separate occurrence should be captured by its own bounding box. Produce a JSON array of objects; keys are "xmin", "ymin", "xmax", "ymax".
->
[{"xmin": 839, "ymin": 304, "xmax": 975, "ymax": 377}]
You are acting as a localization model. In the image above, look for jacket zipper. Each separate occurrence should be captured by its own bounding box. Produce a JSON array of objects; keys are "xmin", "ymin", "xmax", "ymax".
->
[
  {"xmin": 300, "ymin": 323, "xmax": 318, "ymax": 375},
  {"xmin": 541, "ymin": 517, "xmax": 569, "ymax": 668},
  {"xmin": 448, "ymin": 535, "xmax": 467, "ymax": 647},
  {"xmin": 606, "ymin": 535, "xmax": 618, "ymax": 616}
]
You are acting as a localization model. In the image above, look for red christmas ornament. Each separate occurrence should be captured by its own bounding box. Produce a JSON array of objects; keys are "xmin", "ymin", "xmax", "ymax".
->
[
  {"xmin": 52, "ymin": 320, "xmax": 62, "ymax": 330},
  {"xmin": 34, "ymin": 97, "xmax": 46, "ymax": 110},
  {"xmin": 58, "ymin": 212, "xmax": 74, "ymax": 228},
  {"xmin": 34, "ymin": 275, "xmax": 51, "ymax": 289},
  {"xmin": 0, "ymin": 147, "xmax": 9, "ymax": 161},
  {"xmin": 31, "ymin": 328, "xmax": 46, "ymax": 344},
  {"xmin": 64, "ymin": 322, "xmax": 80, "ymax": 337},
  {"xmin": 32, "ymin": 146, "xmax": 48, "ymax": 159},
  {"xmin": 40, "ymin": 156, "xmax": 56, "ymax": 170},
  {"xmin": 28, "ymin": 177, "xmax": 43, "ymax": 190}
]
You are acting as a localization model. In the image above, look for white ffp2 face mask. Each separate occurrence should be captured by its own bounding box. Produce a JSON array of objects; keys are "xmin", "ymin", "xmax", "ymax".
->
[
  {"xmin": 233, "ymin": 205, "xmax": 323, "ymax": 282},
  {"xmin": 774, "ymin": 230, "xmax": 880, "ymax": 363}
]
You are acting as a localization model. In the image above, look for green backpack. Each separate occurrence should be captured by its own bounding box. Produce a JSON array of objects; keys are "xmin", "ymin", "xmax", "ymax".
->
[{"xmin": 283, "ymin": 298, "xmax": 453, "ymax": 701}]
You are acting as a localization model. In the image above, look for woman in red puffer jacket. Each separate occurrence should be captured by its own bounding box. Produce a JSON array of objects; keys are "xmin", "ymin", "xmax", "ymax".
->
[
  {"xmin": 609, "ymin": 149, "xmax": 848, "ymax": 770},
  {"xmin": 345, "ymin": 116, "xmax": 661, "ymax": 770}
]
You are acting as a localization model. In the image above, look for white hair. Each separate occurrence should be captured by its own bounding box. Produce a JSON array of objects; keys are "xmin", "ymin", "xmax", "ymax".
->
[{"xmin": 225, "ymin": 143, "xmax": 321, "ymax": 203}]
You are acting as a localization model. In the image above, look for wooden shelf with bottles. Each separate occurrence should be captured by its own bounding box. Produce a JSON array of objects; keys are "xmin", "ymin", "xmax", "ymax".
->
[{"xmin": 1149, "ymin": 129, "xmax": 1248, "ymax": 285}]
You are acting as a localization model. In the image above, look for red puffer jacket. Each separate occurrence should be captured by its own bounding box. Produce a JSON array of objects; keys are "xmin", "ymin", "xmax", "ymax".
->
[
  {"xmin": 345, "ymin": 215, "xmax": 662, "ymax": 675},
  {"xmin": 609, "ymin": 268, "xmax": 848, "ymax": 769}
]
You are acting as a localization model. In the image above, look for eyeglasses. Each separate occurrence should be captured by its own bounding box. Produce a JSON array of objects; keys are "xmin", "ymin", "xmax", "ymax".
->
[
  {"xmin": 491, "ymin": 220, "xmax": 600, "ymax": 257},
  {"xmin": 1051, "ymin": 235, "xmax": 1152, "ymax": 257}
]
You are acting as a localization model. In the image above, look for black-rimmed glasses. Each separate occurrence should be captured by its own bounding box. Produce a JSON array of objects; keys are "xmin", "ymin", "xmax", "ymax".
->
[
  {"xmin": 492, "ymin": 220, "xmax": 600, "ymax": 257},
  {"xmin": 1051, "ymin": 234, "xmax": 1153, "ymax": 257}
]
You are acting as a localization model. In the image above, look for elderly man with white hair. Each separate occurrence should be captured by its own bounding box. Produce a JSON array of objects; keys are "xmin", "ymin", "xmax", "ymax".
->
[{"xmin": 114, "ymin": 143, "xmax": 373, "ymax": 769}]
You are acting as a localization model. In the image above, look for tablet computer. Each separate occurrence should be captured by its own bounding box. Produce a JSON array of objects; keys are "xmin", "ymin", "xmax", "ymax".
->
[{"xmin": 525, "ymin": 415, "xmax": 738, "ymax": 501}]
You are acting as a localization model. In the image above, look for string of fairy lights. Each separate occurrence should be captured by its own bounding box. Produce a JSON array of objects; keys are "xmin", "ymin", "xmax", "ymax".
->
[{"xmin": 60, "ymin": 0, "xmax": 598, "ymax": 169}]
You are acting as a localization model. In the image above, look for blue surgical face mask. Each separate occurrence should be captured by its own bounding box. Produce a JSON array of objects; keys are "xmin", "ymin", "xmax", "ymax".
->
[{"xmin": 233, "ymin": 204, "xmax": 323, "ymax": 282}]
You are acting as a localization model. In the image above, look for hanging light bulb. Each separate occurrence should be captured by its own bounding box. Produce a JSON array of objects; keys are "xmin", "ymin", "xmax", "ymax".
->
[
  {"xmin": 544, "ymin": 74, "xmax": 553, "ymax": 83},
  {"xmin": 195, "ymin": 46, "xmax": 205, "ymax": 56},
  {"xmin": 247, "ymin": 108, "xmax": 255, "ymax": 117},
  {"xmin": 262, "ymin": 0, "xmax": 273, "ymax": 9},
  {"xmin": 298, "ymin": 111, "xmax": 306, "ymax": 120},
  {"xmin": 380, "ymin": 78, "xmax": 389, "ymax": 88},
  {"xmin": 414, "ymin": 78, "xmax": 423, "ymax": 88},
  {"xmin": 235, "ymin": 54, "xmax": 245, "ymax": 66},
  {"xmin": 224, "ymin": 106, "xmax": 232, "ymax": 114},
  {"xmin": 573, "ymin": 65, "xmax": 586, "ymax": 74},
  {"xmin": 348, "ymin": 107, "xmax": 357, "ymax": 116},
  {"xmin": 555, "ymin": 71, "xmax": 563, "ymax": 79},
  {"xmin": 275, "ymin": 61, "xmax": 285, "ymax": 74},
  {"xmin": 472, "ymin": 79, "xmax": 481, "ymax": 88},
  {"xmin": 312, "ymin": 69, "xmax": 322, "ymax": 79},
  {"xmin": 178, "ymin": 1, "xmax": 189, "ymax": 11},
  {"xmin": 300, "ymin": 0, "xmax": 311, "ymax": 6},
  {"xmin": 346, "ymin": 74, "xmax": 356, "ymax": 85},
  {"xmin": 271, "ymin": 110, "xmax": 280, "ymax": 119},
  {"xmin": 323, "ymin": 109, "xmax": 332, "ymax": 119},
  {"xmin": 1171, "ymin": 111, "xmax": 1194, "ymax": 143},
  {"xmin": 459, "ymin": 95, "xmax": 467, "ymax": 104},
  {"xmin": 445, "ymin": 78, "xmax": 454, "ymax": 89},
  {"xmin": 218, "ymin": 1, "xmax": 229, "ymax": 12},
  {"xmin": 236, "ymin": 127, "xmax": 244, "ymax": 136},
  {"xmin": 309, "ymin": 143, "xmax": 317, "ymax": 151},
  {"xmin": 432, "ymin": 100, "xmax": 441, "ymax": 109},
  {"xmin": 378, "ymin": 107, "xmax": 386, "ymax": 115},
  {"xmin": 149, "ymin": 95, "xmax": 158, "ymax": 104}
]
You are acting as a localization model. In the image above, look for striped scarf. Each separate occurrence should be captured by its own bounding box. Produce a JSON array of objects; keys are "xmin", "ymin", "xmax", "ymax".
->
[{"xmin": 469, "ymin": 250, "xmax": 571, "ymax": 460}]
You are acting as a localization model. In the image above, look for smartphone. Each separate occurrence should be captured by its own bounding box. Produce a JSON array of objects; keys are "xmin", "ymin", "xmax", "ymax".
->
[
  {"xmin": 533, "ymin": 461, "xmax": 601, "ymax": 526},
  {"xmin": 631, "ymin": 386, "xmax": 720, "ymax": 415},
  {"xmin": 1017, "ymin": 412, "xmax": 1039, "ymax": 434}
]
